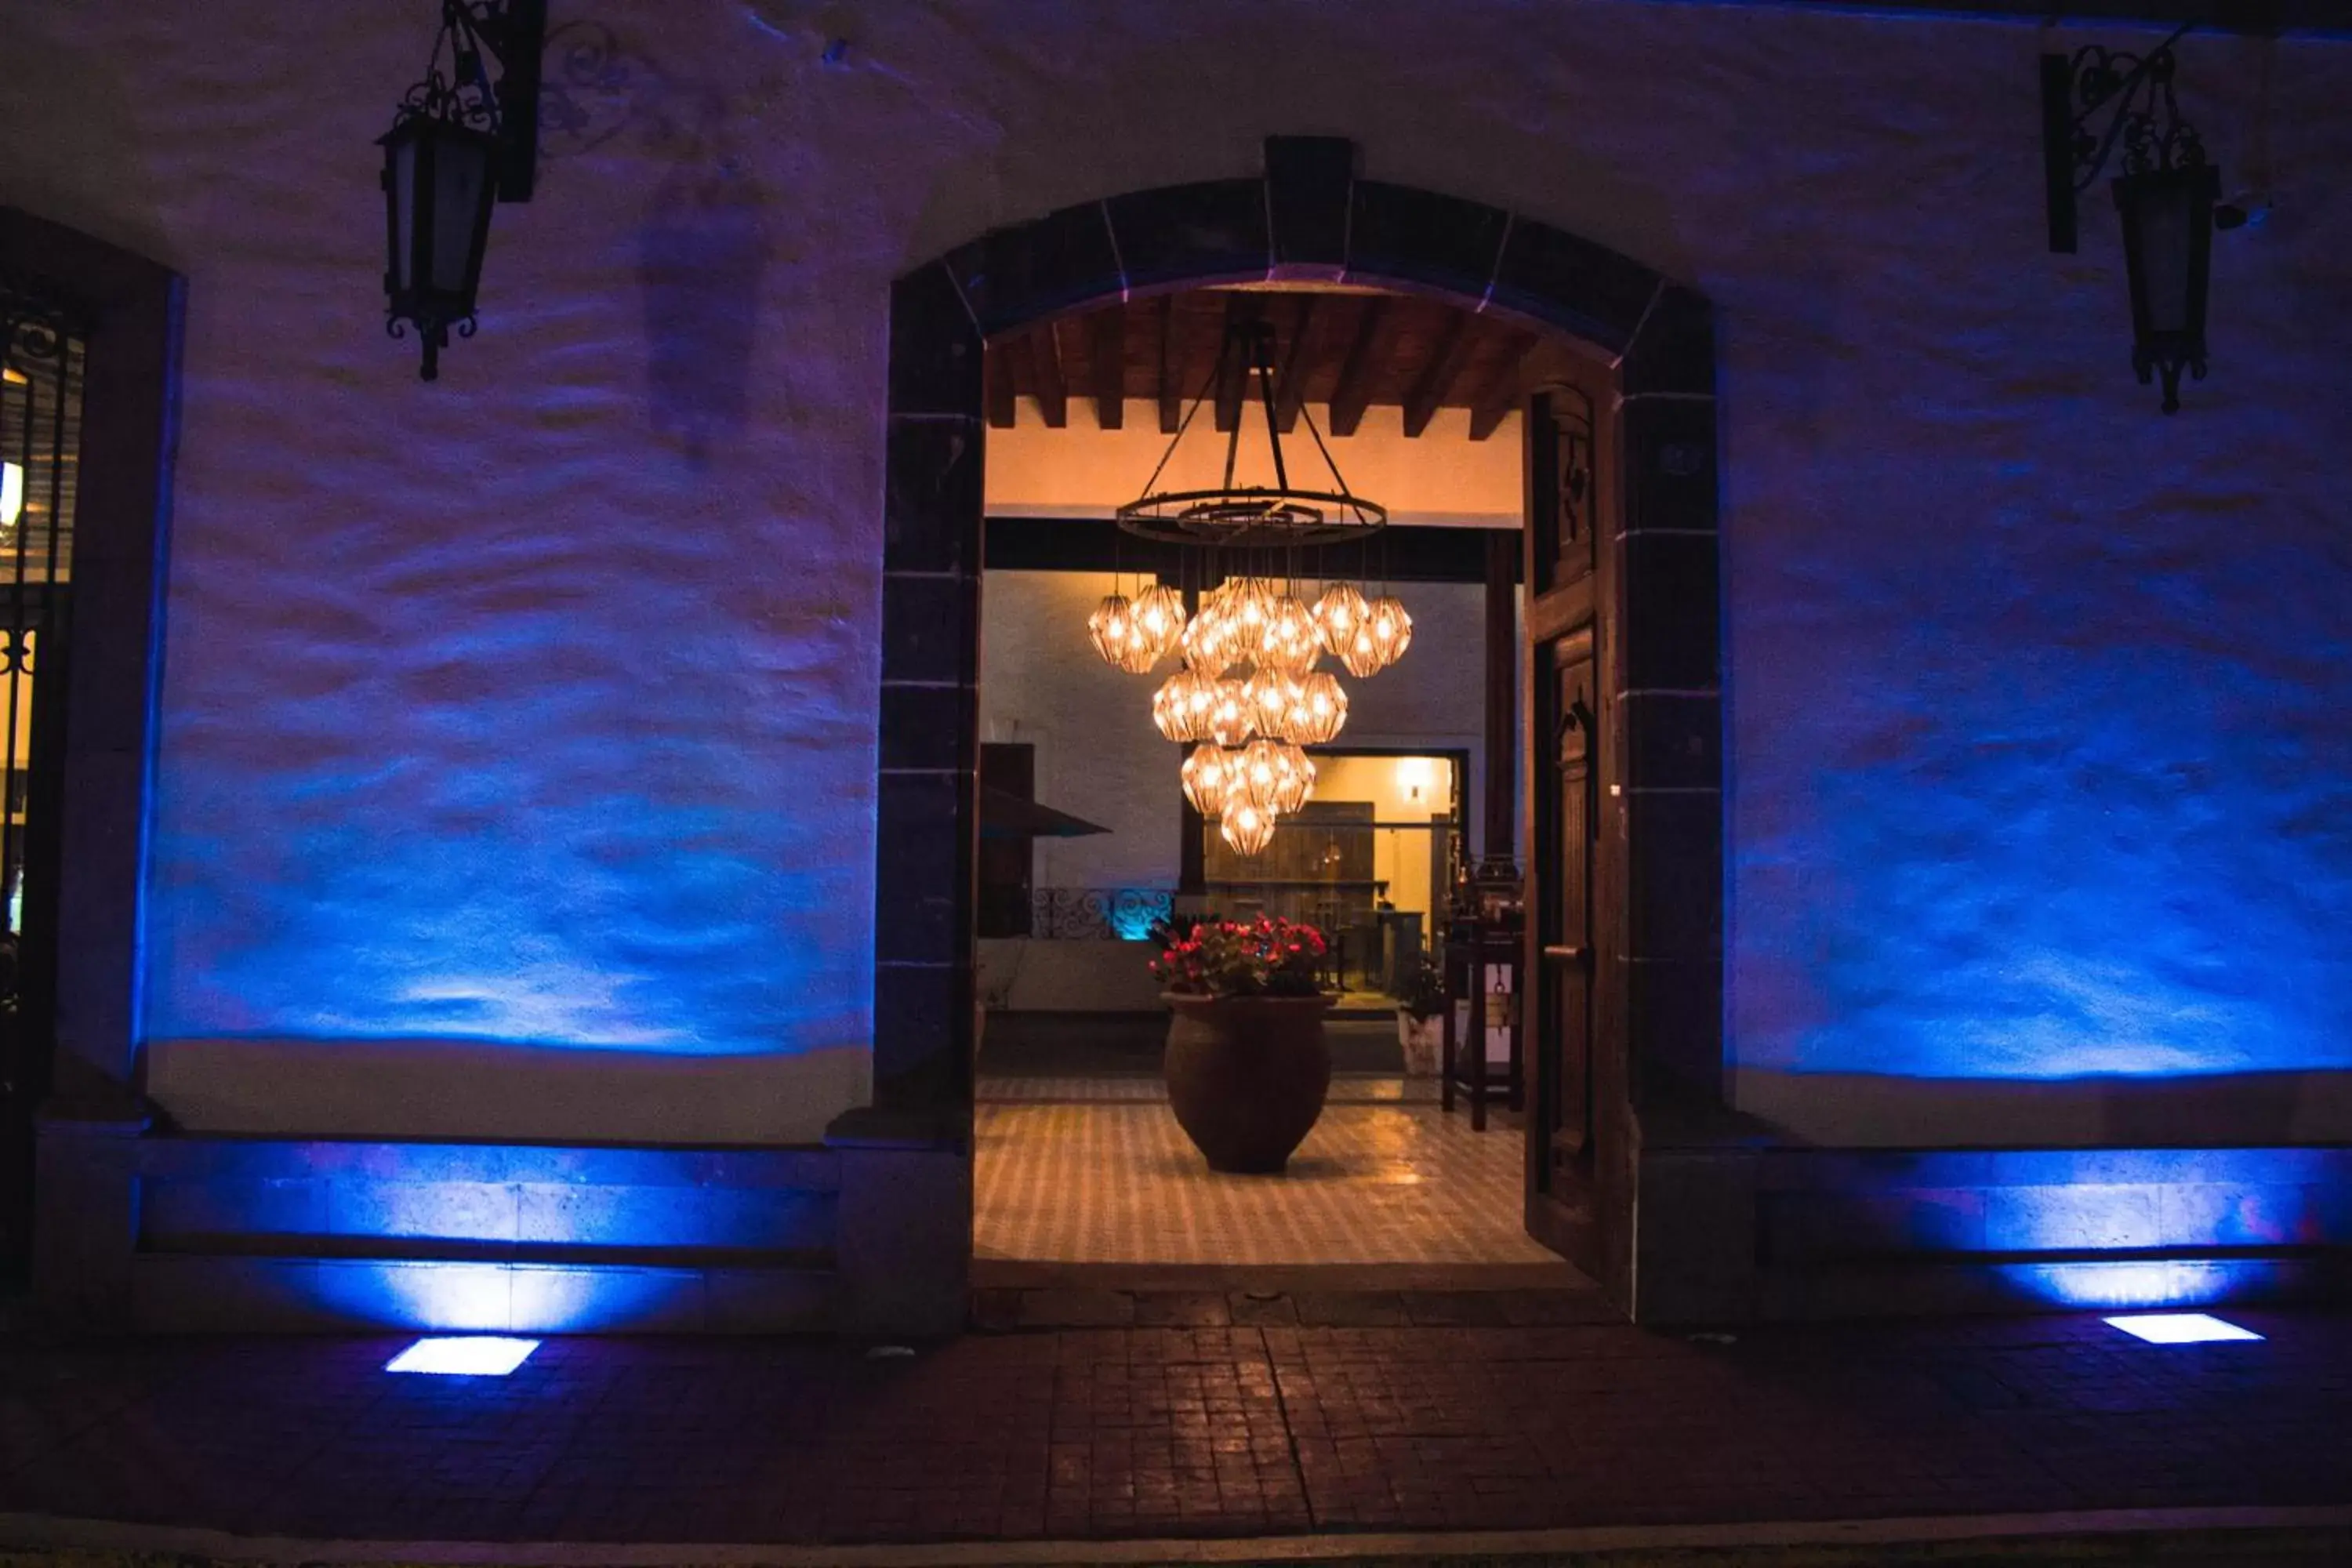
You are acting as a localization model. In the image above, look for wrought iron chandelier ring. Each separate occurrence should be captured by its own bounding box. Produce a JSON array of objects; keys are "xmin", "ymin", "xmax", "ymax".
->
[
  {"xmin": 1114, "ymin": 314, "xmax": 1387, "ymax": 550},
  {"xmin": 1115, "ymin": 487, "xmax": 1388, "ymax": 549}
]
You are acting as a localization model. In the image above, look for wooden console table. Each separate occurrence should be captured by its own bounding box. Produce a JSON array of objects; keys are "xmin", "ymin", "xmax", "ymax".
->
[{"xmin": 1440, "ymin": 916, "xmax": 1524, "ymax": 1131}]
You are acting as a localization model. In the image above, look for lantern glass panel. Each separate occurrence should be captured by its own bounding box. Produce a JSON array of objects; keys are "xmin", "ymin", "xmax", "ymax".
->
[
  {"xmin": 429, "ymin": 130, "xmax": 495, "ymax": 293},
  {"xmin": 389, "ymin": 136, "xmax": 418, "ymax": 292},
  {"xmin": 2125, "ymin": 173, "xmax": 2195, "ymax": 334},
  {"xmin": 383, "ymin": 118, "xmax": 497, "ymax": 311}
]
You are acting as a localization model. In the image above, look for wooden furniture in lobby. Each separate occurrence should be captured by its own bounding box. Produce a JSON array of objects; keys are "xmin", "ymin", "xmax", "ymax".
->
[{"xmin": 1441, "ymin": 913, "xmax": 1524, "ymax": 1131}]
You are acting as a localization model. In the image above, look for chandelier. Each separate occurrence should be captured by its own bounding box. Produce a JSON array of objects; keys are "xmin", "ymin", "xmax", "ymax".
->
[{"xmin": 1084, "ymin": 312, "xmax": 1413, "ymax": 856}]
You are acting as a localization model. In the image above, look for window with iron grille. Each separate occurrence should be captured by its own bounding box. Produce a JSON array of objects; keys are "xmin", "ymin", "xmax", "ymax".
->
[{"xmin": 0, "ymin": 281, "xmax": 83, "ymax": 1271}]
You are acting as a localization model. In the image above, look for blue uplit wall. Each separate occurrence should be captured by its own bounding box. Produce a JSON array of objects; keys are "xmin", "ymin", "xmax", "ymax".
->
[
  {"xmin": 10, "ymin": 0, "xmax": 2338, "ymax": 1150},
  {"xmin": 1718, "ymin": 30, "xmax": 2352, "ymax": 1143}
]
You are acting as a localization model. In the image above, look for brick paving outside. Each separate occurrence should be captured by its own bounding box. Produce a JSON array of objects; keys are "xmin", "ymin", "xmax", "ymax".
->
[{"xmin": 0, "ymin": 1307, "xmax": 2347, "ymax": 1546}]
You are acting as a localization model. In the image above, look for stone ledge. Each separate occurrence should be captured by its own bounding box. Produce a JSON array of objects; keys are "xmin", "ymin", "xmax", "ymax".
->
[{"xmin": 1633, "ymin": 1131, "xmax": 2352, "ymax": 1325}]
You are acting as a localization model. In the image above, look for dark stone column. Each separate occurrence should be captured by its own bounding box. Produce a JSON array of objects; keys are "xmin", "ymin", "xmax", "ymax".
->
[
  {"xmin": 1617, "ymin": 285, "xmax": 1724, "ymax": 1109},
  {"xmin": 865, "ymin": 261, "xmax": 985, "ymax": 1123}
]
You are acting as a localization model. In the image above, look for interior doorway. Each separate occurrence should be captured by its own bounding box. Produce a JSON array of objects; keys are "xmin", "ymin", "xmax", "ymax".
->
[{"xmin": 966, "ymin": 281, "xmax": 1609, "ymax": 1289}]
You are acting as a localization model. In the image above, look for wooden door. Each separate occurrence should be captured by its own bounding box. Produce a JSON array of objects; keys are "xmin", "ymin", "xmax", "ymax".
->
[{"xmin": 1519, "ymin": 380, "xmax": 1625, "ymax": 1294}]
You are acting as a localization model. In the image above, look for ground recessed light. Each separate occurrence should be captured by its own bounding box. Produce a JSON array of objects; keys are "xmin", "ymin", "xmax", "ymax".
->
[
  {"xmin": 385, "ymin": 1336, "xmax": 540, "ymax": 1375},
  {"xmin": 2103, "ymin": 1312, "xmax": 2262, "ymax": 1345}
]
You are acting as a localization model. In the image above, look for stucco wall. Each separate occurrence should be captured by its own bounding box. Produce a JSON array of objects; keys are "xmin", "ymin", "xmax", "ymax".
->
[{"xmin": 3, "ymin": 0, "xmax": 2347, "ymax": 1148}]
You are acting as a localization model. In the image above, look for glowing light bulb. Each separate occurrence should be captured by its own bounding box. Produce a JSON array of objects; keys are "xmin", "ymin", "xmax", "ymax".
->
[
  {"xmin": 1258, "ymin": 595, "xmax": 1321, "ymax": 676},
  {"xmin": 1113, "ymin": 611, "xmax": 1162, "ymax": 673},
  {"xmin": 1283, "ymin": 671, "xmax": 1348, "ymax": 746},
  {"xmin": 1181, "ymin": 743, "xmax": 1237, "ymax": 818},
  {"xmin": 1363, "ymin": 595, "xmax": 1414, "ymax": 673},
  {"xmin": 1396, "ymin": 756, "xmax": 1436, "ymax": 805},
  {"xmin": 1207, "ymin": 678, "xmax": 1255, "ymax": 747},
  {"xmin": 1086, "ymin": 593, "xmax": 1134, "ymax": 669},
  {"xmin": 1243, "ymin": 670, "xmax": 1295, "ymax": 737},
  {"xmin": 1220, "ymin": 798, "xmax": 1278, "ymax": 856},
  {"xmin": 0, "ymin": 462, "xmax": 20, "ymax": 532},
  {"xmin": 1152, "ymin": 669, "xmax": 1219, "ymax": 742},
  {"xmin": 1269, "ymin": 741, "xmax": 1315, "ymax": 814},
  {"xmin": 1310, "ymin": 583, "xmax": 1370, "ymax": 655},
  {"xmin": 1236, "ymin": 738, "xmax": 1283, "ymax": 811},
  {"xmin": 1222, "ymin": 577, "xmax": 1276, "ymax": 644},
  {"xmin": 1131, "ymin": 583, "xmax": 1187, "ymax": 662},
  {"xmin": 1181, "ymin": 600, "xmax": 1238, "ymax": 676}
]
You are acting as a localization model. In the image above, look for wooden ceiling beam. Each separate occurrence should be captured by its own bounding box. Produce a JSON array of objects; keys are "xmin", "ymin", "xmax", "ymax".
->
[
  {"xmin": 1088, "ymin": 307, "xmax": 1123, "ymax": 430},
  {"xmin": 1156, "ymin": 296, "xmax": 1180, "ymax": 434},
  {"xmin": 1212, "ymin": 294, "xmax": 1257, "ymax": 434},
  {"xmin": 1467, "ymin": 330, "xmax": 1537, "ymax": 441},
  {"xmin": 1272, "ymin": 296, "xmax": 1318, "ymax": 434},
  {"xmin": 984, "ymin": 342, "xmax": 1016, "ymax": 429},
  {"xmin": 1326, "ymin": 298, "xmax": 1388, "ymax": 438},
  {"xmin": 1029, "ymin": 321, "xmax": 1068, "ymax": 429},
  {"xmin": 1402, "ymin": 315, "xmax": 1480, "ymax": 438}
]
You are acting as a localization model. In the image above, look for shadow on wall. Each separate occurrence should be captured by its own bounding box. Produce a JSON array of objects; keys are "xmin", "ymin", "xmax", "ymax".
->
[
  {"xmin": 639, "ymin": 128, "xmax": 770, "ymax": 465},
  {"xmin": 537, "ymin": 19, "xmax": 774, "ymax": 465}
]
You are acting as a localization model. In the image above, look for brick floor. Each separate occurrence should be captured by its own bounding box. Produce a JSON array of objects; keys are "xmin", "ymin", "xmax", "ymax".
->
[{"xmin": 0, "ymin": 1310, "xmax": 2347, "ymax": 1544}]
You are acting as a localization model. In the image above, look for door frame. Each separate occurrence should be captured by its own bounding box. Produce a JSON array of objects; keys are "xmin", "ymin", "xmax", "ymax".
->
[
  {"xmin": 867, "ymin": 138, "xmax": 1724, "ymax": 1316},
  {"xmin": 0, "ymin": 210, "xmax": 183, "ymax": 1272}
]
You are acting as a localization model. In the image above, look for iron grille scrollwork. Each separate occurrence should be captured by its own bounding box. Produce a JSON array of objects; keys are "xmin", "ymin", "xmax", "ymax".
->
[
  {"xmin": 2062, "ymin": 35, "xmax": 2207, "ymax": 193},
  {"xmin": 1029, "ymin": 887, "xmax": 1176, "ymax": 942}
]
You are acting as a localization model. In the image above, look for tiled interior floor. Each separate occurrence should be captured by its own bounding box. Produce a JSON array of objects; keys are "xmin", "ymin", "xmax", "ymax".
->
[{"xmin": 975, "ymin": 1074, "xmax": 1561, "ymax": 1267}]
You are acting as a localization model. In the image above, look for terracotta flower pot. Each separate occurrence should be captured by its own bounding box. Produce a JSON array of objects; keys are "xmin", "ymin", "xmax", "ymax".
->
[{"xmin": 1161, "ymin": 993, "xmax": 1334, "ymax": 1174}]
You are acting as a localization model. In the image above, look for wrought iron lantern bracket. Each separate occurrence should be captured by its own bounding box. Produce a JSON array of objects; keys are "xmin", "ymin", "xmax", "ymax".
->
[
  {"xmin": 380, "ymin": 0, "xmax": 545, "ymax": 380},
  {"xmin": 2040, "ymin": 20, "xmax": 2234, "ymax": 414},
  {"xmin": 2042, "ymin": 22, "xmax": 2210, "ymax": 252},
  {"xmin": 396, "ymin": 0, "xmax": 546, "ymax": 200}
]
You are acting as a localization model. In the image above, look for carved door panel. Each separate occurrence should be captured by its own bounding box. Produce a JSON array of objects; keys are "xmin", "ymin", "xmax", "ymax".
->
[{"xmin": 1541, "ymin": 644, "xmax": 1596, "ymax": 1167}]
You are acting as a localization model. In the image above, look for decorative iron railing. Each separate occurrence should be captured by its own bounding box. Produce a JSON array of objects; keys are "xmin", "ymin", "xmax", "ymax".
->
[{"xmin": 1028, "ymin": 887, "xmax": 1174, "ymax": 942}]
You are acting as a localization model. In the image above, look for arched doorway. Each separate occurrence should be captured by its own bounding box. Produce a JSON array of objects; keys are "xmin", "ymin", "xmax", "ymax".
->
[{"xmin": 867, "ymin": 139, "xmax": 1722, "ymax": 1318}]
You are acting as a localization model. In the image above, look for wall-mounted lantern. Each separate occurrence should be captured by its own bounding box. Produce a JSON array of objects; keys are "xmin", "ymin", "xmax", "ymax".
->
[
  {"xmin": 381, "ymin": 1, "xmax": 545, "ymax": 380},
  {"xmin": 2042, "ymin": 24, "xmax": 2240, "ymax": 414}
]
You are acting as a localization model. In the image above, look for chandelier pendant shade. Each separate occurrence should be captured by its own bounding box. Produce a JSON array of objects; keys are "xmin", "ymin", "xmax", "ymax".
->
[
  {"xmin": 1131, "ymin": 583, "xmax": 1188, "ymax": 659},
  {"xmin": 1310, "ymin": 583, "xmax": 1370, "ymax": 655},
  {"xmin": 1086, "ymin": 593, "xmax": 1134, "ymax": 666},
  {"xmin": 1181, "ymin": 743, "xmax": 1239, "ymax": 818},
  {"xmin": 1366, "ymin": 596, "xmax": 1414, "ymax": 670},
  {"xmin": 1207, "ymin": 679, "xmax": 1256, "ymax": 748},
  {"xmin": 1284, "ymin": 672, "xmax": 1348, "ymax": 746},
  {"xmin": 1152, "ymin": 669, "xmax": 1219, "ymax": 743},
  {"xmin": 1220, "ymin": 799, "xmax": 1279, "ymax": 856}
]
